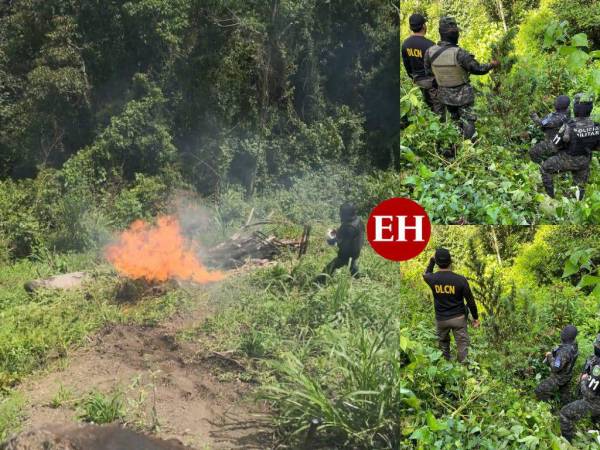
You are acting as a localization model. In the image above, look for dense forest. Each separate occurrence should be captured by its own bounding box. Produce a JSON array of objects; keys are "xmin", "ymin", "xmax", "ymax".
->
[
  {"xmin": 0, "ymin": 0, "xmax": 399, "ymax": 260},
  {"xmin": 399, "ymin": 0, "xmax": 600, "ymax": 224}
]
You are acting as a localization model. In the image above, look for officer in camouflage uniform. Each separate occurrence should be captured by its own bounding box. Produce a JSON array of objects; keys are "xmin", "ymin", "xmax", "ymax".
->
[
  {"xmin": 529, "ymin": 95, "xmax": 571, "ymax": 164},
  {"xmin": 423, "ymin": 17, "xmax": 499, "ymax": 142},
  {"xmin": 316, "ymin": 202, "xmax": 364, "ymax": 283},
  {"xmin": 541, "ymin": 95, "xmax": 600, "ymax": 200},
  {"xmin": 535, "ymin": 325, "xmax": 578, "ymax": 404},
  {"xmin": 559, "ymin": 335, "xmax": 600, "ymax": 442}
]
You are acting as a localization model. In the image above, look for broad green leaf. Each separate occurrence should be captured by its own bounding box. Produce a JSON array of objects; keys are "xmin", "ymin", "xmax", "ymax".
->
[
  {"xmin": 562, "ymin": 260, "xmax": 578, "ymax": 278},
  {"xmin": 566, "ymin": 49, "xmax": 590, "ymax": 72},
  {"xmin": 572, "ymin": 33, "xmax": 589, "ymax": 48},
  {"xmin": 426, "ymin": 411, "xmax": 447, "ymax": 431},
  {"xmin": 400, "ymin": 335, "xmax": 409, "ymax": 352},
  {"xmin": 577, "ymin": 274, "xmax": 600, "ymax": 288},
  {"xmin": 418, "ymin": 164, "xmax": 434, "ymax": 180}
]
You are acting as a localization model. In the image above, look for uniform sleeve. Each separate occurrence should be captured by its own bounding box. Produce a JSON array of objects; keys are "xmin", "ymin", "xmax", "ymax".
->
[
  {"xmin": 401, "ymin": 45, "xmax": 412, "ymax": 78},
  {"xmin": 463, "ymin": 278, "xmax": 479, "ymax": 320},
  {"xmin": 422, "ymin": 258, "xmax": 435, "ymax": 282},
  {"xmin": 549, "ymin": 348, "xmax": 568, "ymax": 372},
  {"xmin": 583, "ymin": 358, "xmax": 592, "ymax": 375},
  {"xmin": 457, "ymin": 49, "xmax": 493, "ymax": 75}
]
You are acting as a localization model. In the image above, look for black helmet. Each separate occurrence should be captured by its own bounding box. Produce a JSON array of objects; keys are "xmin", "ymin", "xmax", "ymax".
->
[
  {"xmin": 560, "ymin": 324, "xmax": 578, "ymax": 343},
  {"xmin": 439, "ymin": 16, "xmax": 459, "ymax": 44},
  {"xmin": 574, "ymin": 93, "xmax": 594, "ymax": 118},
  {"xmin": 594, "ymin": 334, "xmax": 600, "ymax": 357},
  {"xmin": 339, "ymin": 202, "xmax": 357, "ymax": 222}
]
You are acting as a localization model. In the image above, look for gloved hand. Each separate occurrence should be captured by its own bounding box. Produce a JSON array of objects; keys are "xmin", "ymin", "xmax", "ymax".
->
[
  {"xmin": 326, "ymin": 229, "xmax": 337, "ymax": 246},
  {"xmin": 490, "ymin": 60, "xmax": 501, "ymax": 69}
]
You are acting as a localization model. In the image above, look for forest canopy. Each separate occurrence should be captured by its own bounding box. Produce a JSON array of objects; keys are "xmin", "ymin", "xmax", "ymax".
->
[{"xmin": 0, "ymin": 0, "xmax": 399, "ymax": 258}]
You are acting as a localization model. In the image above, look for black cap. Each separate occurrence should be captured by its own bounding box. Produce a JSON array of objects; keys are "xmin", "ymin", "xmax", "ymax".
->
[
  {"xmin": 554, "ymin": 95, "xmax": 570, "ymax": 111},
  {"xmin": 434, "ymin": 248, "xmax": 451, "ymax": 266},
  {"xmin": 409, "ymin": 14, "xmax": 427, "ymax": 32},
  {"xmin": 560, "ymin": 325, "xmax": 577, "ymax": 343}
]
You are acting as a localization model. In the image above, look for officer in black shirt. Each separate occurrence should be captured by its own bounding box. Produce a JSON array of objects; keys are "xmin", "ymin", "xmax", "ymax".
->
[
  {"xmin": 401, "ymin": 14, "xmax": 442, "ymax": 115},
  {"xmin": 315, "ymin": 202, "xmax": 364, "ymax": 283},
  {"xmin": 423, "ymin": 248, "xmax": 479, "ymax": 363}
]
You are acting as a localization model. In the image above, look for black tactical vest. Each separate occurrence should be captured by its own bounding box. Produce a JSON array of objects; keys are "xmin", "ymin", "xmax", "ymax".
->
[{"xmin": 567, "ymin": 118, "xmax": 600, "ymax": 156}]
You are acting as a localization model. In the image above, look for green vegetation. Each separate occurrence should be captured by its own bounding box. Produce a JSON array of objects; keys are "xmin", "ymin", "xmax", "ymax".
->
[
  {"xmin": 0, "ymin": 0, "xmax": 399, "ymax": 262},
  {"xmin": 180, "ymin": 225, "xmax": 600, "ymax": 448},
  {"xmin": 78, "ymin": 390, "xmax": 126, "ymax": 425},
  {"xmin": 400, "ymin": 0, "xmax": 600, "ymax": 224}
]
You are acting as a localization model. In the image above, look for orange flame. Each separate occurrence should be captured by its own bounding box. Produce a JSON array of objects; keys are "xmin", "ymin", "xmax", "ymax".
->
[{"xmin": 105, "ymin": 215, "xmax": 224, "ymax": 283}]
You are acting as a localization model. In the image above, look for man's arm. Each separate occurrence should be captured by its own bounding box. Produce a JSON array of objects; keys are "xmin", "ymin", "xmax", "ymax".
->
[
  {"xmin": 457, "ymin": 49, "xmax": 495, "ymax": 75},
  {"xmin": 423, "ymin": 49, "xmax": 432, "ymax": 77},
  {"xmin": 422, "ymin": 257, "xmax": 435, "ymax": 282},
  {"xmin": 401, "ymin": 46, "xmax": 412, "ymax": 78},
  {"xmin": 463, "ymin": 279, "xmax": 479, "ymax": 320},
  {"xmin": 548, "ymin": 348, "xmax": 567, "ymax": 372}
]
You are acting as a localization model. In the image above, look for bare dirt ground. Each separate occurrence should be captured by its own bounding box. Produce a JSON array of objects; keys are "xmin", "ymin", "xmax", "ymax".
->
[{"xmin": 14, "ymin": 301, "xmax": 273, "ymax": 450}]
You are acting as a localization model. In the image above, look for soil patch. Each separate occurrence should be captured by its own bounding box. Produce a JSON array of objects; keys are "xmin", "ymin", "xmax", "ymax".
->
[{"xmin": 14, "ymin": 302, "xmax": 272, "ymax": 449}]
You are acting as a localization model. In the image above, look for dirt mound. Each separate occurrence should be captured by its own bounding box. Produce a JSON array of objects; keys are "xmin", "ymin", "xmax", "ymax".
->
[
  {"xmin": 17, "ymin": 304, "xmax": 272, "ymax": 449},
  {"xmin": 1, "ymin": 424, "xmax": 192, "ymax": 450}
]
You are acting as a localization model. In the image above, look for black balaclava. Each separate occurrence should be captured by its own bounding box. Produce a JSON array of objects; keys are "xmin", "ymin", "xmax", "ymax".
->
[
  {"xmin": 439, "ymin": 16, "xmax": 459, "ymax": 45},
  {"xmin": 554, "ymin": 95, "xmax": 570, "ymax": 113},
  {"xmin": 574, "ymin": 93, "xmax": 594, "ymax": 118},
  {"xmin": 594, "ymin": 334, "xmax": 600, "ymax": 358},
  {"xmin": 340, "ymin": 202, "xmax": 357, "ymax": 222},
  {"xmin": 560, "ymin": 324, "xmax": 578, "ymax": 343},
  {"xmin": 434, "ymin": 247, "xmax": 452, "ymax": 268}
]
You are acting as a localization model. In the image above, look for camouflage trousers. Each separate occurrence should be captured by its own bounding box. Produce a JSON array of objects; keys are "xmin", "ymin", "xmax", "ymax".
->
[
  {"xmin": 559, "ymin": 398, "xmax": 600, "ymax": 440},
  {"xmin": 530, "ymin": 140, "xmax": 558, "ymax": 165},
  {"xmin": 419, "ymin": 87, "xmax": 444, "ymax": 116},
  {"xmin": 535, "ymin": 375, "xmax": 572, "ymax": 404},
  {"xmin": 441, "ymin": 103, "xmax": 477, "ymax": 141},
  {"xmin": 540, "ymin": 152, "xmax": 591, "ymax": 198}
]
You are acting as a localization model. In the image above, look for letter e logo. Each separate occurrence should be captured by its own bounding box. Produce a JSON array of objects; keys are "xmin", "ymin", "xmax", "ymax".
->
[{"xmin": 367, "ymin": 198, "xmax": 431, "ymax": 261}]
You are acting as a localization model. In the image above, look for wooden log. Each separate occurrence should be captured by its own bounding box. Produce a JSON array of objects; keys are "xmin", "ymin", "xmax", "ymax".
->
[{"xmin": 24, "ymin": 272, "xmax": 88, "ymax": 293}]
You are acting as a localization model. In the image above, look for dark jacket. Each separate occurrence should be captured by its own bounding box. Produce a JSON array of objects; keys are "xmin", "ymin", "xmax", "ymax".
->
[
  {"xmin": 581, "ymin": 355, "xmax": 600, "ymax": 401},
  {"xmin": 401, "ymin": 35, "xmax": 435, "ymax": 81},
  {"xmin": 423, "ymin": 259, "xmax": 478, "ymax": 321},
  {"xmin": 547, "ymin": 342, "xmax": 578, "ymax": 385},
  {"xmin": 336, "ymin": 216, "xmax": 364, "ymax": 260},
  {"xmin": 534, "ymin": 111, "xmax": 571, "ymax": 142}
]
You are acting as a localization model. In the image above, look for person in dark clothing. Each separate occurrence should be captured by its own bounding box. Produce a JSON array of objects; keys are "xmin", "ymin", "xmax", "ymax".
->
[
  {"xmin": 535, "ymin": 325, "xmax": 579, "ymax": 404},
  {"xmin": 422, "ymin": 248, "xmax": 479, "ymax": 363},
  {"xmin": 316, "ymin": 203, "xmax": 364, "ymax": 283},
  {"xmin": 424, "ymin": 17, "xmax": 499, "ymax": 142},
  {"xmin": 541, "ymin": 94, "xmax": 600, "ymax": 200},
  {"xmin": 560, "ymin": 334, "xmax": 600, "ymax": 442},
  {"xmin": 401, "ymin": 14, "xmax": 442, "ymax": 114},
  {"xmin": 529, "ymin": 95, "xmax": 572, "ymax": 164}
]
